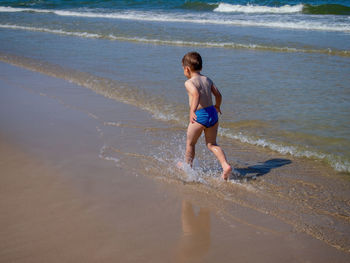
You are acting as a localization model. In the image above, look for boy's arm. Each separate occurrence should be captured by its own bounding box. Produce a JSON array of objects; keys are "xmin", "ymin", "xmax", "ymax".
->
[
  {"xmin": 211, "ymin": 84, "xmax": 222, "ymax": 114},
  {"xmin": 185, "ymin": 81, "xmax": 200, "ymax": 123}
]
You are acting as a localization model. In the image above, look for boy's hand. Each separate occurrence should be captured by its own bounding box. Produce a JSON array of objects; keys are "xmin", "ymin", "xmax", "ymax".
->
[
  {"xmin": 215, "ymin": 105, "xmax": 222, "ymax": 114},
  {"xmin": 190, "ymin": 111, "xmax": 197, "ymax": 123}
]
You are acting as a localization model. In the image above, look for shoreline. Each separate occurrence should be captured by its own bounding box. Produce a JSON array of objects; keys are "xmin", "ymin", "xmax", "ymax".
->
[
  {"xmin": 1, "ymin": 61, "xmax": 350, "ymax": 262},
  {"xmin": 0, "ymin": 50, "xmax": 349, "ymax": 175}
]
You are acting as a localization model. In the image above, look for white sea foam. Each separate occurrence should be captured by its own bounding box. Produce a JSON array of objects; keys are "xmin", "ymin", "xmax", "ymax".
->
[
  {"xmin": 99, "ymin": 145, "xmax": 120, "ymax": 166},
  {"xmin": 104, "ymin": 121, "xmax": 121, "ymax": 127},
  {"xmin": 0, "ymin": 6, "xmax": 46, "ymax": 13},
  {"xmin": 1, "ymin": 24, "xmax": 348, "ymax": 57},
  {"xmin": 214, "ymin": 3, "xmax": 304, "ymax": 14},
  {"xmin": 0, "ymin": 24, "xmax": 101, "ymax": 38},
  {"xmin": 219, "ymin": 128, "xmax": 350, "ymax": 173},
  {"xmin": 0, "ymin": 6, "xmax": 349, "ymax": 32}
]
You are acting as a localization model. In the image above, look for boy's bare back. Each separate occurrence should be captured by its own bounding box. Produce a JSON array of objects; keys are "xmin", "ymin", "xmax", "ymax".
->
[{"xmin": 185, "ymin": 75, "xmax": 213, "ymax": 110}]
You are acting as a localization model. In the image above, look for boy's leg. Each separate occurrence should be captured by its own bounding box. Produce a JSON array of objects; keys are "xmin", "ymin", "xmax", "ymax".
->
[
  {"xmin": 186, "ymin": 122, "xmax": 204, "ymax": 166},
  {"xmin": 204, "ymin": 122, "xmax": 232, "ymax": 180}
]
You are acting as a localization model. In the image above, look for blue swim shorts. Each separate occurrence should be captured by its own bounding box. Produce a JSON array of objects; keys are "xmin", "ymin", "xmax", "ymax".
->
[{"xmin": 195, "ymin": 105, "xmax": 218, "ymax": 128}]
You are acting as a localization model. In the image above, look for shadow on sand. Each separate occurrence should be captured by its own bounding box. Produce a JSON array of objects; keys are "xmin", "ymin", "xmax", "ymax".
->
[{"xmin": 231, "ymin": 158, "xmax": 292, "ymax": 181}]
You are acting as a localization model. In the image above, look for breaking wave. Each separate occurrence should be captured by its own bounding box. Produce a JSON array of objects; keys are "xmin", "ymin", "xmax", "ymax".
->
[
  {"xmin": 0, "ymin": 6, "xmax": 349, "ymax": 32},
  {"xmin": 1, "ymin": 24, "xmax": 349, "ymax": 56},
  {"xmin": 219, "ymin": 128, "xmax": 350, "ymax": 173},
  {"xmin": 213, "ymin": 3, "xmax": 304, "ymax": 14},
  {"xmin": 181, "ymin": 2, "xmax": 350, "ymax": 16}
]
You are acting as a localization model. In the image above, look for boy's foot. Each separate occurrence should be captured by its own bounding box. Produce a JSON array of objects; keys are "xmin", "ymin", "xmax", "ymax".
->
[{"xmin": 221, "ymin": 164, "xmax": 232, "ymax": 181}]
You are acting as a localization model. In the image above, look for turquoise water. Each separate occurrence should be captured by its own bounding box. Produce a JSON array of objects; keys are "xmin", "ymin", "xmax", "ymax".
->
[{"xmin": 0, "ymin": 0, "xmax": 349, "ymax": 172}]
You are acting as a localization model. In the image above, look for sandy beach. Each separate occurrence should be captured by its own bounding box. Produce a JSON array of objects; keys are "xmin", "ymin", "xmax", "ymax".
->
[{"xmin": 1, "ymin": 61, "xmax": 349, "ymax": 262}]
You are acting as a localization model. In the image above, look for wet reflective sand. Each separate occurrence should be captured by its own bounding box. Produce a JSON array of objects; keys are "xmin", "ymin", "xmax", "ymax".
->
[{"xmin": 1, "ymin": 62, "xmax": 349, "ymax": 262}]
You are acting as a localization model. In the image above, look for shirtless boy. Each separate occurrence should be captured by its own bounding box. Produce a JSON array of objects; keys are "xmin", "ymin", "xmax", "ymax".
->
[{"xmin": 181, "ymin": 51, "xmax": 232, "ymax": 180}]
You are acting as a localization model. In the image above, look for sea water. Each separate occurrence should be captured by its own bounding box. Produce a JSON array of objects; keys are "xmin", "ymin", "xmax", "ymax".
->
[{"xmin": 0, "ymin": 0, "xmax": 349, "ymax": 173}]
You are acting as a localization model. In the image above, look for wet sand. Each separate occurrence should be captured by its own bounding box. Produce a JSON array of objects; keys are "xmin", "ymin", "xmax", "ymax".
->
[{"xmin": 1, "ymin": 61, "xmax": 349, "ymax": 262}]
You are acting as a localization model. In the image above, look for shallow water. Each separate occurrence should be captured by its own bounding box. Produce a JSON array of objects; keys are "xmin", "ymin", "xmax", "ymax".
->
[
  {"xmin": 1, "ymin": 1, "xmax": 349, "ymax": 172},
  {"xmin": 2, "ymin": 61, "xmax": 350, "ymax": 262},
  {"xmin": 1, "ymin": 49, "xmax": 350, "ymax": 253}
]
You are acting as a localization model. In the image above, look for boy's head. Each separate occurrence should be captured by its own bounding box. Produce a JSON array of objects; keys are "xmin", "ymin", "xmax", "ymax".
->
[{"xmin": 182, "ymin": 52, "xmax": 202, "ymax": 72}]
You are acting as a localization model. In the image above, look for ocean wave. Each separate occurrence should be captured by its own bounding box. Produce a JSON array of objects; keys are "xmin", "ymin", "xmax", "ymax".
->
[
  {"xmin": 0, "ymin": 6, "xmax": 48, "ymax": 13},
  {"xmin": 219, "ymin": 128, "xmax": 350, "ymax": 173},
  {"xmin": 1, "ymin": 24, "xmax": 349, "ymax": 57},
  {"xmin": 182, "ymin": 2, "xmax": 350, "ymax": 16},
  {"xmin": 213, "ymin": 3, "xmax": 304, "ymax": 14},
  {"xmin": 0, "ymin": 24, "xmax": 101, "ymax": 38},
  {"xmin": 2, "ymin": 2, "xmax": 350, "ymax": 17},
  {"xmin": 0, "ymin": 6, "xmax": 349, "ymax": 32}
]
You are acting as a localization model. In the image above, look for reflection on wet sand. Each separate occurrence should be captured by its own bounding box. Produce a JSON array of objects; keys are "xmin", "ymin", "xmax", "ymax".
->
[{"xmin": 176, "ymin": 200, "xmax": 211, "ymax": 262}]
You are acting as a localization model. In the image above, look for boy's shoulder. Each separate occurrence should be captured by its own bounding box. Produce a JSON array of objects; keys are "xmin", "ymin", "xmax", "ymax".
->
[
  {"xmin": 184, "ymin": 78, "xmax": 193, "ymax": 87},
  {"xmin": 187, "ymin": 74, "xmax": 213, "ymax": 82},
  {"xmin": 199, "ymin": 74, "xmax": 213, "ymax": 83},
  {"xmin": 197, "ymin": 75, "xmax": 214, "ymax": 86},
  {"xmin": 185, "ymin": 75, "xmax": 213, "ymax": 88},
  {"xmin": 203, "ymin": 75, "xmax": 213, "ymax": 84}
]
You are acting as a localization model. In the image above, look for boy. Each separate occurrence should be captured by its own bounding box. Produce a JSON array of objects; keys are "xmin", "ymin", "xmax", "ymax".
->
[{"xmin": 181, "ymin": 51, "xmax": 232, "ymax": 180}]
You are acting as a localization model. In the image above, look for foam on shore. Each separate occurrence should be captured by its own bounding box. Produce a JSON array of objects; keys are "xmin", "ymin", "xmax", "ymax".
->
[{"xmin": 0, "ymin": 6, "xmax": 349, "ymax": 32}]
